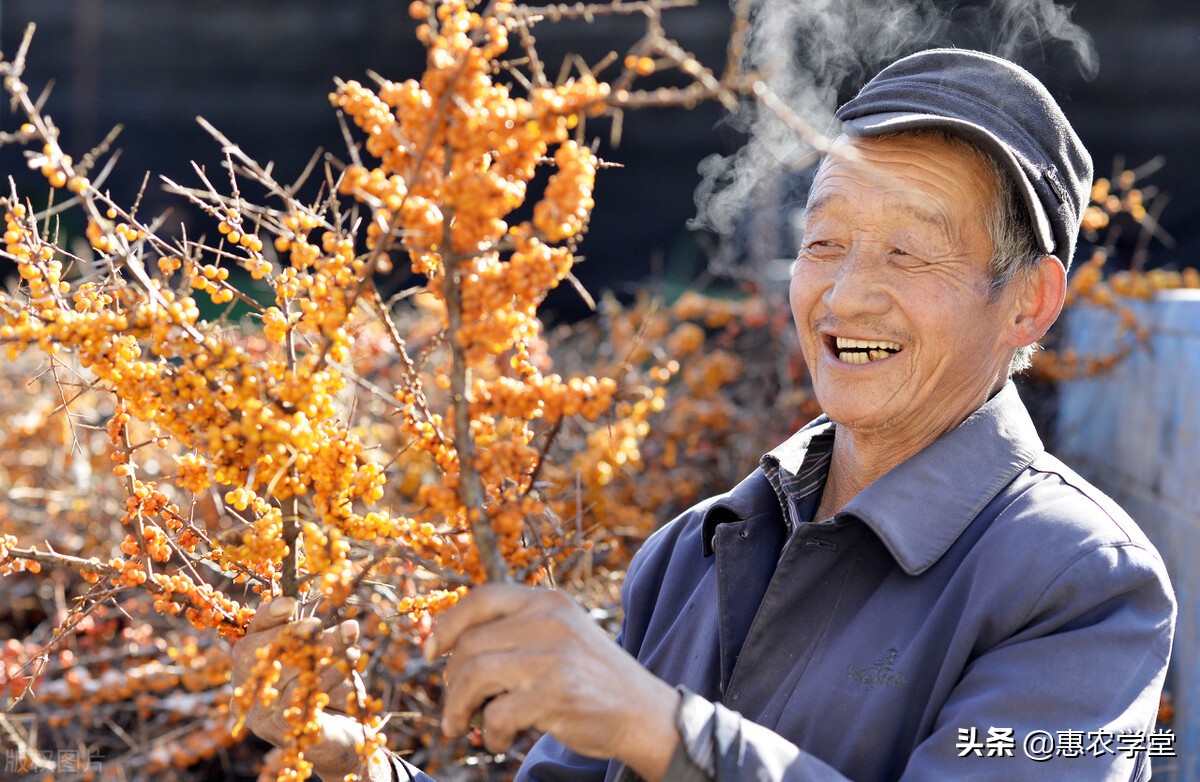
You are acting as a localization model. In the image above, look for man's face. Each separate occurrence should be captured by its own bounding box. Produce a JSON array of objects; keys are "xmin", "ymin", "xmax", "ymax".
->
[{"xmin": 790, "ymin": 133, "xmax": 1021, "ymax": 441}]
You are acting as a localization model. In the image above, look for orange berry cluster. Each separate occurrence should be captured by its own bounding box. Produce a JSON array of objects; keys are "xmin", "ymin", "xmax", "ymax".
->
[
  {"xmin": 1081, "ymin": 172, "xmax": 1148, "ymax": 232},
  {"xmin": 2, "ymin": 143, "xmax": 403, "ymax": 779},
  {"xmin": 0, "ymin": 534, "xmax": 42, "ymax": 576},
  {"xmin": 397, "ymin": 586, "xmax": 468, "ymax": 621},
  {"xmin": 2, "ymin": 192, "xmax": 405, "ymax": 605},
  {"xmin": 328, "ymin": 0, "xmax": 630, "ymax": 585},
  {"xmin": 27, "ymin": 133, "xmax": 83, "ymax": 192},
  {"xmin": 1032, "ymin": 167, "xmax": 1199, "ymax": 383},
  {"xmin": 232, "ymin": 620, "xmax": 384, "ymax": 782}
]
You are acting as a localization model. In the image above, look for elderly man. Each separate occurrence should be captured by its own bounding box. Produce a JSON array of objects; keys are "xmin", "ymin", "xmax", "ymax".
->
[{"xmin": 236, "ymin": 49, "xmax": 1175, "ymax": 781}]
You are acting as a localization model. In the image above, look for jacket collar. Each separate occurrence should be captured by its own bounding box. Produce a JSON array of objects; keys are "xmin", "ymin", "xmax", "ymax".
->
[
  {"xmin": 700, "ymin": 470, "xmax": 785, "ymax": 557},
  {"xmin": 700, "ymin": 381, "xmax": 1044, "ymax": 573}
]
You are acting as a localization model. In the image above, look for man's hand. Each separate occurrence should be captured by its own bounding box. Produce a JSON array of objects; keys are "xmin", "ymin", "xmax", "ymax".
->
[
  {"xmin": 428, "ymin": 584, "xmax": 681, "ymax": 781},
  {"xmin": 232, "ymin": 597, "xmax": 393, "ymax": 782}
]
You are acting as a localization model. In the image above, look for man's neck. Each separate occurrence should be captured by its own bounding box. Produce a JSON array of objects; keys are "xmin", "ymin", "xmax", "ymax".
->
[
  {"xmin": 814, "ymin": 432, "xmax": 918, "ymax": 522},
  {"xmin": 813, "ymin": 378, "xmax": 1010, "ymax": 522}
]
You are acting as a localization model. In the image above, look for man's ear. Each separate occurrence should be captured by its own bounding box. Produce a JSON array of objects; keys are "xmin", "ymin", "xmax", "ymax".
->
[{"xmin": 1007, "ymin": 254, "xmax": 1066, "ymax": 349}]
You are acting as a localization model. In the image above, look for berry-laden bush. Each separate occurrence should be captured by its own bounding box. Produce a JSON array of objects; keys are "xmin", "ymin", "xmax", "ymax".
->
[
  {"xmin": 0, "ymin": 2, "xmax": 810, "ymax": 779},
  {"xmin": 2, "ymin": 2, "xmax": 1193, "ymax": 778}
]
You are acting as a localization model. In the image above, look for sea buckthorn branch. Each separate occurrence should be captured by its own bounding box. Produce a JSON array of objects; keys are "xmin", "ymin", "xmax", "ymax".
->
[
  {"xmin": 1085, "ymin": 157, "xmax": 1175, "ymax": 271},
  {"xmin": 0, "ymin": 280, "xmax": 304, "ymax": 633},
  {"xmin": 280, "ymin": 254, "xmax": 306, "ymax": 601},
  {"xmin": 39, "ymin": 355, "xmax": 91, "ymax": 456},
  {"xmin": 508, "ymin": 0, "xmax": 700, "ymax": 22},
  {"xmin": 0, "ymin": 539, "xmax": 242, "ymax": 716},
  {"xmin": 331, "ymin": 0, "xmax": 609, "ymax": 585},
  {"xmin": 188, "ymin": 116, "xmax": 329, "ymax": 211},
  {"xmin": 0, "ymin": 365, "xmax": 257, "ymax": 775},
  {"xmin": 0, "ymin": 543, "xmax": 247, "ymax": 634},
  {"xmin": 165, "ymin": 119, "xmax": 346, "ymax": 295},
  {"xmin": 499, "ymin": 0, "xmax": 817, "ymax": 155},
  {"xmin": 7, "ymin": 66, "xmax": 212, "ymax": 342},
  {"xmin": 366, "ymin": 283, "xmax": 445, "ymax": 442},
  {"xmin": 0, "ymin": 713, "xmax": 56, "ymax": 774},
  {"xmin": 1030, "ymin": 165, "xmax": 1199, "ymax": 383},
  {"xmin": 23, "ymin": 123, "xmax": 398, "ymax": 623},
  {"xmin": 443, "ymin": 240, "xmax": 511, "ymax": 584},
  {"xmin": 110, "ymin": 412, "xmax": 163, "ymax": 588},
  {"xmin": 520, "ymin": 416, "xmax": 565, "ymax": 501},
  {"xmin": 721, "ymin": 0, "xmax": 752, "ymax": 87},
  {"xmin": 158, "ymin": 503, "xmax": 276, "ymax": 593},
  {"xmin": 377, "ymin": 542, "xmax": 477, "ymax": 589},
  {"xmin": 73, "ymin": 122, "xmax": 127, "ymax": 185}
]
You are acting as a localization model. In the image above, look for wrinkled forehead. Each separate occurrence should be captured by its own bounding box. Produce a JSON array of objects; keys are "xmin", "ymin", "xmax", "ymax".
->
[{"xmin": 804, "ymin": 132, "xmax": 1001, "ymax": 216}]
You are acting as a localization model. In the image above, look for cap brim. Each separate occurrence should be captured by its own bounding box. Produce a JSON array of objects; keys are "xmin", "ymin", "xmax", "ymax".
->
[{"xmin": 840, "ymin": 111, "xmax": 1057, "ymax": 259}]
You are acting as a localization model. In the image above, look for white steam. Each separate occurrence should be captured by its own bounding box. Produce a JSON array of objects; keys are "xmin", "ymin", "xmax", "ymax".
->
[{"xmin": 690, "ymin": 0, "xmax": 1098, "ymax": 248}]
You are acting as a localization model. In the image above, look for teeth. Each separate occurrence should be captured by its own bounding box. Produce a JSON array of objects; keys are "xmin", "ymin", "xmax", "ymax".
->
[
  {"xmin": 835, "ymin": 336, "xmax": 902, "ymax": 351},
  {"xmin": 838, "ymin": 350, "xmax": 894, "ymax": 364}
]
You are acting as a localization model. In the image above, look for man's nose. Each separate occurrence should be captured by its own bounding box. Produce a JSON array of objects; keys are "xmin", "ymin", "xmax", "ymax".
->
[{"xmin": 823, "ymin": 245, "xmax": 889, "ymax": 316}]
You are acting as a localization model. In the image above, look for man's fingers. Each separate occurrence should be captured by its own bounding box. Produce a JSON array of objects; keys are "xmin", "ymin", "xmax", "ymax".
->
[
  {"xmin": 233, "ymin": 616, "xmax": 321, "ymax": 692},
  {"xmin": 441, "ymin": 648, "xmax": 531, "ymax": 736},
  {"xmin": 317, "ymin": 662, "xmax": 348, "ymax": 693},
  {"xmin": 234, "ymin": 600, "xmax": 301, "ymax": 674},
  {"xmin": 232, "ymin": 623, "xmax": 281, "ymax": 675},
  {"xmin": 427, "ymin": 584, "xmax": 562, "ymax": 661},
  {"xmin": 326, "ymin": 681, "xmax": 356, "ymax": 712},
  {"xmin": 326, "ymin": 668, "xmax": 370, "ymax": 713},
  {"xmin": 276, "ymin": 662, "xmax": 306, "ymax": 709},
  {"xmin": 244, "ymin": 596, "xmax": 298, "ymax": 635},
  {"xmin": 320, "ymin": 619, "xmax": 360, "ymax": 652},
  {"xmin": 441, "ymin": 615, "xmax": 552, "ymax": 699},
  {"xmin": 444, "ymin": 602, "xmax": 593, "ymax": 686},
  {"xmin": 480, "ymin": 691, "xmax": 539, "ymax": 754}
]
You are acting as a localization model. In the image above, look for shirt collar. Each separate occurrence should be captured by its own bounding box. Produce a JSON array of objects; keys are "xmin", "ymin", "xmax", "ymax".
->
[
  {"xmin": 700, "ymin": 381, "xmax": 1043, "ymax": 572},
  {"xmin": 700, "ymin": 416, "xmax": 838, "ymax": 555},
  {"xmin": 762, "ymin": 417, "xmax": 837, "ymax": 475},
  {"xmin": 759, "ymin": 419, "xmax": 836, "ymax": 527},
  {"xmin": 840, "ymin": 380, "xmax": 1044, "ymax": 576}
]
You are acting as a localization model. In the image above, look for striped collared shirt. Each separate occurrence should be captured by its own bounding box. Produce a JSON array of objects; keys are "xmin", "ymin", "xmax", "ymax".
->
[{"xmin": 759, "ymin": 418, "xmax": 837, "ymax": 531}]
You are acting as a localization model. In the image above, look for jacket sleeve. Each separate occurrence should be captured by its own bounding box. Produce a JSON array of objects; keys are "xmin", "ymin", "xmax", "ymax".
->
[
  {"xmin": 665, "ymin": 688, "xmax": 851, "ymax": 780},
  {"xmin": 514, "ymin": 733, "xmax": 612, "ymax": 781},
  {"xmin": 513, "ymin": 508, "xmax": 712, "ymax": 782},
  {"xmin": 667, "ymin": 541, "xmax": 1174, "ymax": 781},
  {"xmin": 898, "ymin": 541, "xmax": 1174, "ymax": 781}
]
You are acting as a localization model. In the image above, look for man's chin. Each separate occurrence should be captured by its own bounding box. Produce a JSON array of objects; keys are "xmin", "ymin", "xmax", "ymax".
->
[{"xmin": 812, "ymin": 384, "xmax": 912, "ymax": 434}]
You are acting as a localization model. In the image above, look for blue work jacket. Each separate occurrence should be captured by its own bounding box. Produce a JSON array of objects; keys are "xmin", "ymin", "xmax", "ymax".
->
[{"xmin": 516, "ymin": 382, "xmax": 1176, "ymax": 780}]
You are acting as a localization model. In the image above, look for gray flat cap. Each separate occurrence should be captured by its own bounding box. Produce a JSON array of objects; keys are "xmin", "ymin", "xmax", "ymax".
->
[{"xmin": 835, "ymin": 48, "xmax": 1093, "ymax": 268}]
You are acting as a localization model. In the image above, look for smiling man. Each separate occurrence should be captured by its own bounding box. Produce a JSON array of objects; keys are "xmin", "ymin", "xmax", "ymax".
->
[
  {"xmin": 791, "ymin": 126, "xmax": 1059, "ymax": 521},
  {"xmin": 235, "ymin": 50, "xmax": 1176, "ymax": 781}
]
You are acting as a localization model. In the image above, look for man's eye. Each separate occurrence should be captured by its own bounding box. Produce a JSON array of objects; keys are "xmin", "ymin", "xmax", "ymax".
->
[{"xmin": 890, "ymin": 247, "xmax": 932, "ymax": 265}]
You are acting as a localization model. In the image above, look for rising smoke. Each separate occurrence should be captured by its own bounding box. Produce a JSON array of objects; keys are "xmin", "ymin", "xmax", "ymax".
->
[{"xmin": 689, "ymin": 0, "xmax": 1098, "ymax": 255}]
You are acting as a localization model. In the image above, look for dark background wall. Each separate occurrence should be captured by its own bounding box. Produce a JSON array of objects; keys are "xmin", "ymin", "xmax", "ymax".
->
[{"xmin": 1, "ymin": 0, "xmax": 1197, "ymax": 315}]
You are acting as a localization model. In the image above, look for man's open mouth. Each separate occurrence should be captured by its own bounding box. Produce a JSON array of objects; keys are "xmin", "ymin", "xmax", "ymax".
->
[{"xmin": 832, "ymin": 336, "xmax": 902, "ymax": 365}]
